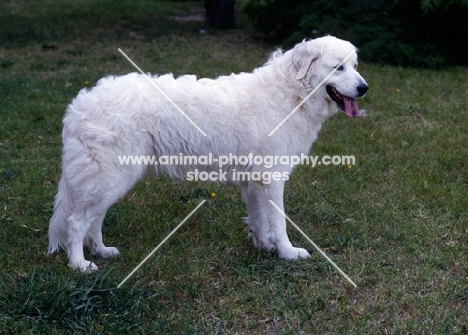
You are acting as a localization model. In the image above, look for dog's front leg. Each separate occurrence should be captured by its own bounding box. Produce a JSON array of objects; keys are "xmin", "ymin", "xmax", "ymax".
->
[
  {"xmin": 263, "ymin": 180, "xmax": 310, "ymax": 260},
  {"xmin": 241, "ymin": 180, "xmax": 275, "ymax": 251}
]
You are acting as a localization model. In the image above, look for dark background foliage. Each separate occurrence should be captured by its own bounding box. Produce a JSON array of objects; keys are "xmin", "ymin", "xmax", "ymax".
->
[{"xmin": 243, "ymin": 0, "xmax": 468, "ymax": 67}]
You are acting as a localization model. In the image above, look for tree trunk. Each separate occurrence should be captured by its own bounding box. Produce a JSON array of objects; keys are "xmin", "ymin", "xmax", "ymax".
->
[{"xmin": 204, "ymin": 0, "xmax": 235, "ymax": 29}]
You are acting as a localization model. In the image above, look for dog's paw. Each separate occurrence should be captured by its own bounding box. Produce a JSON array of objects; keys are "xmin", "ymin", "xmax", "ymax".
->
[
  {"xmin": 278, "ymin": 246, "xmax": 310, "ymax": 260},
  {"xmin": 69, "ymin": 260, "xmax": 98, "ymax": 273},
  {"xmin": 92, "ymin": 246, "xmax": 120, "ymax": 259}
]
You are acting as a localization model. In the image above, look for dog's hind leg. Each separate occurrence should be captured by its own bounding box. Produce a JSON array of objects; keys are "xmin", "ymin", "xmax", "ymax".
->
[
  {"xmin": 65, "ymin": 168, "xmax": 145, "ymax": 272},
  {"xmin": 84, "ymin": 211, "xmax": 120, "ymax": 259},
  {"xmin": 67, "ymin": 197, "xmax": 122, "ymax": 272},
  {"xmin": 262, "ymin": 180, "xmax": 310, "ymax": 260},
  {"xmin": 66, "ymin": 205, "xmax": 102, "ymax": 272},
  {"xmin": 242, "ymin": 181, "xmax": 275, "ymax": 252},
  {"xmin": 63, "ymin": 166, "xmax": 146, "ymax": 272}
]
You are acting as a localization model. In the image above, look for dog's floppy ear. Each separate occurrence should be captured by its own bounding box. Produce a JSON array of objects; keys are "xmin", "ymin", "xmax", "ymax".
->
[{"xmin": 292, "ymin": 41, "xmax": 321, "ymax": 80}]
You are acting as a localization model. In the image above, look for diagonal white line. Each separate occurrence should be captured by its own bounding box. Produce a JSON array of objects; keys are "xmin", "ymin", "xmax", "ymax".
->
[
  {"xmin": 268, "ymin": 50, "xmax": 355, "ymax": 137},
  {"xmin": 118, "ymin": 48, "xmax": 207, "ymax": 137},
  {"xmin": 268, "ymin": 200, "xmax": 357, "ymax": 288},
  {"xmin": 117, "ymin": 200, "xmax": 206, "ymax": 288}
]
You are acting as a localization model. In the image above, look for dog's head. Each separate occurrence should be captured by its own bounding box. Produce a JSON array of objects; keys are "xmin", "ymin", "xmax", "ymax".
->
[{"xmin": 292, "ymin": 36, "xmax": 368, "ymax": 118}]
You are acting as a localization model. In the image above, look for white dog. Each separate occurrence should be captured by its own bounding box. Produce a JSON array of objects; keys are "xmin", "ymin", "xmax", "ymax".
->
[{"xmin": 48, "ymin": 36, "xmax": 368, "ymax": 272}]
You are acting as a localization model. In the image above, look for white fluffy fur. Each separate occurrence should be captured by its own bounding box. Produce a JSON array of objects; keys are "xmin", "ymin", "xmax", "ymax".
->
[{"xmin": 48, "ymin": 36, "xmax": 368, "ymax": 272}]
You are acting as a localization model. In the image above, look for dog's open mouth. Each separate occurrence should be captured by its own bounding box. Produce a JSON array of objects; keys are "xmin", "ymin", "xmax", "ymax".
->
[{"xmin": 326, "ymin": 85, "xmax": 360, "ymax": 118}]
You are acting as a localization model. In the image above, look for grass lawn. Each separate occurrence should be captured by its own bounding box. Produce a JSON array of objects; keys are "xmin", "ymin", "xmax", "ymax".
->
[{"xmin": 1, "ymin": 0, "xmax": 467, "ymax": 333}]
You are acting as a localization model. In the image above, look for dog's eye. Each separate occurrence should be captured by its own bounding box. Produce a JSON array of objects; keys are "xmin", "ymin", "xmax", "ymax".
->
[{"xmin": 335, "ymin": 65, "xmax": 344, "ymax": 71}]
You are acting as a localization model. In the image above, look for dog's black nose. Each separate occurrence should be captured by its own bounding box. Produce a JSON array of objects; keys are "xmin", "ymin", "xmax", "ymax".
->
[{"xmin": 357, "ymin": 83, "xmax": 368, "ymax": 97}]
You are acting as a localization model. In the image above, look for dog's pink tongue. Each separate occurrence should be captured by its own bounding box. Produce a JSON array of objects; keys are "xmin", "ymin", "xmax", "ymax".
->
[{"xmin": 344, "ymin": 97, "xmax": 360, "ymax": 118}]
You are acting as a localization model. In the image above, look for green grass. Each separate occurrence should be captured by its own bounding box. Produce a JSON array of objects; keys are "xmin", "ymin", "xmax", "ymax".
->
[{"xmin": 1, "ymin": 0, "xmax": 468, "ymax": 333}]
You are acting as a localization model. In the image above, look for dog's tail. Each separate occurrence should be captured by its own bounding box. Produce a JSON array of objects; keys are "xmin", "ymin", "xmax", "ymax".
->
[{"xmin": 47, "ymin": 176, "xmax": 73, "ymax": 254}]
